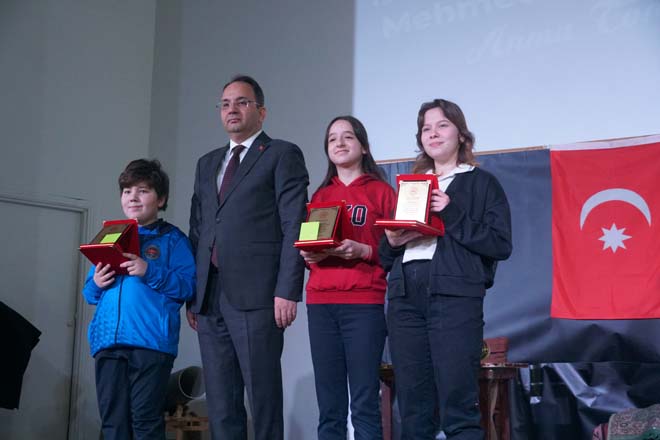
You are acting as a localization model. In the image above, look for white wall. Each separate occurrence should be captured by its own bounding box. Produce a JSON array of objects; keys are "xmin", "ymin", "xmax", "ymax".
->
[
  {"xmin": 0, "ymin": 1, "xmax": 157, "ymax": 438},
  {"xmin": 354, "ymin": 0, "xmax": 660, "ymax": 159}
]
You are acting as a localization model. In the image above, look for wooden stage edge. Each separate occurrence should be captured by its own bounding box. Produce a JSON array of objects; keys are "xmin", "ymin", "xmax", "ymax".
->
[
  {"xmin": 376, "ymin": 145, "xmax": 547, "ymax": 165},
  {"xmin": 376, "ymin": 134, "xmax": 660, "ymax": 165}
]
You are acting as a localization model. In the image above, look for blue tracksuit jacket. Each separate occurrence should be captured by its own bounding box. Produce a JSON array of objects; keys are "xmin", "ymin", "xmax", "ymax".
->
[{"xmin": 82, "ymin": 220, "xmax": 195, "ymax": 356}]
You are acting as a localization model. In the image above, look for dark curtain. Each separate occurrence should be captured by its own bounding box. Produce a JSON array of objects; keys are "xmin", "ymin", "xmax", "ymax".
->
[
  {"xmin": 379, "ymin": 150, "xmax": 660, "ymax": 438},
  {"xmin": 0, "ymin": 301, "xmax": 41, "ymax": 409}
]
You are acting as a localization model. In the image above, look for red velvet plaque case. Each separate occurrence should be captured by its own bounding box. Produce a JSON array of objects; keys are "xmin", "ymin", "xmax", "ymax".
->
[
  {"xmin": 375, "ymin": 174, "xmax": 444, "ymax": 236},
  {"xmin": 79, "ymin": 219, "xmax": 139, "ymax": 274},
  {"xmin": 294, "ymin": 201, "xmax": 352, "ymax": 252}
]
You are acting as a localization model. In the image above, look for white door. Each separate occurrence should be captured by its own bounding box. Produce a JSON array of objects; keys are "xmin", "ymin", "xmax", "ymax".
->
[{"xmin": 0, "ymin": 197, "xmax": 83, "ymax": 439}]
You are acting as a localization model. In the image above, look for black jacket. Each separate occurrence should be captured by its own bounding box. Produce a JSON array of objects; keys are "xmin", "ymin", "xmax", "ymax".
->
[
  {"xmin": 0, "ymin": 301, "xmax": 41, "ymax": 409},
  {"xmin": 379, "ymin": 167, "xmax": 512, "ymax": 298}
]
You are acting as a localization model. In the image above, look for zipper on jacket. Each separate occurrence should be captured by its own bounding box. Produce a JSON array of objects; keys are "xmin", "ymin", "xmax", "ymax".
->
[{"xmin": 114, "ymin": 277, "xmax": 124, "ymax": 344}]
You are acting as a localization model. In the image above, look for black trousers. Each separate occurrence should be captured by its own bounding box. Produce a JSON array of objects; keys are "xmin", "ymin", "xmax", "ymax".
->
[
  {"xmin": 387, "ymin": 260, "xmax": 484, "ymax": 440},
  {"xmin": 197, "ymin": 268, "xmax": 284, "ymax": 440},
  {"xmin": 95, "ymin": 347, "xmax": 174, "ymax": 440}
]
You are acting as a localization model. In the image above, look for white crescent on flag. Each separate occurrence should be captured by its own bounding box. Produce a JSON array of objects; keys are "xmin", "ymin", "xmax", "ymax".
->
[{"xmin": 579, "ymin": 188, "xmax": 652, "ymax": 229}]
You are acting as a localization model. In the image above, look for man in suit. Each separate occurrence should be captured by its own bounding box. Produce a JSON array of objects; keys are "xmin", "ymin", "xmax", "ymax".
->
[{"xmin": 187, "ymin": 75, "xmax": 309, "ymax": 440}]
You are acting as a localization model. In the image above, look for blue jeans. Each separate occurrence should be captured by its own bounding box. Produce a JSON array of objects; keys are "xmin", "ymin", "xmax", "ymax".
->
[
  {"xmin": 95, "ymin": 347, "xmax": 174, "ymax": 440},
  {"xmin": 388, "ymin": 261, "xmax": 484, "ymax": 440},
  {"xmin": 308, "ymin": 303, "xmax": 387, "ymax": 440}
]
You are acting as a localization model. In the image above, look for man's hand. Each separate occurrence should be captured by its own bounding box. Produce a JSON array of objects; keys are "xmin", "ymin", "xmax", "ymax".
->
[
  {"xmin": 274, "ymin": 297, "xmax": 297, "ymax": 329},
  {"xmin": 384, "ymin": 229, "xmax": 424, "ymax": 248},
  {"xmin": 186, "ymin": 309, "xmax": 198, "ymax": 331},
  {"xmin": 93, "ymin": 263, "xmax": 115, "ymax": 289},
  {"xmin": 120, "ymin": 253, "xmax": 148, "ymax": 277}
]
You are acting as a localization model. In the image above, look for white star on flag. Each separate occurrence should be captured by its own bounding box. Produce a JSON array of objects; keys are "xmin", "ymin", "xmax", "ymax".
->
[{"xmin": 599, "ymin": 223, "xmax": 631, "ymax": 253}]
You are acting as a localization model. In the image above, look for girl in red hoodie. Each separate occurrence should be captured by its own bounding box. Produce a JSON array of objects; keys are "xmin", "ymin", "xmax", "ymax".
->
[{"xmin": 301, "ymin": 116, "xmax": 396, "ymax": 440}]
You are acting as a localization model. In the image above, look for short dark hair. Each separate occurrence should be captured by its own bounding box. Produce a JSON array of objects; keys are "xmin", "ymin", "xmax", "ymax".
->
[
  {"xmin": 118, "ymin": 159, "xmax": 170, "ymax": 211},
  {"xmin": 413, "ymin": 99, "xmax": 476, "ymax": 173},
  {"xmin": 317, "ymin": 115, "xmax": 386, "ymax": 191},
  {"xmin": 223, "ymin": 75, "xmax": 265, "ymax": 107}
]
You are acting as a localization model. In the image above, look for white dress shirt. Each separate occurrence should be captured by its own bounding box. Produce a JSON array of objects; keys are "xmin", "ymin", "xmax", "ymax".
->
[{"xmin": 402, "ymin": 164, "xmax": 475, "ymax": 263}]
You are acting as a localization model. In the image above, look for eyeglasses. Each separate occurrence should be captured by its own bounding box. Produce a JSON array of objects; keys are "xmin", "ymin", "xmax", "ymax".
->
[{"xmin": 216, "ymin": 99, "xmax": 261, "ymax": 110}]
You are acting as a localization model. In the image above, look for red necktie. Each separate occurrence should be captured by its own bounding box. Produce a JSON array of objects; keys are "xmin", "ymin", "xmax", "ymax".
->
[{"xmin": 211, "ymin": 145, "xmax": 245, "ymax": 267}]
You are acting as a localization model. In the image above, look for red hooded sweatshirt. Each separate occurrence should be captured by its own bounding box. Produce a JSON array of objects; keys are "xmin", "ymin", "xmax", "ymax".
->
[{"xmin": 305, "ymin": 174, "xmax": 396, "ymax": 304}]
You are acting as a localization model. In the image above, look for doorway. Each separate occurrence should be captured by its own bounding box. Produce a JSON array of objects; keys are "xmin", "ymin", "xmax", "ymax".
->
[{"xmin": 0, "ymin": 195, "xmax": 86, "ymax": 439}]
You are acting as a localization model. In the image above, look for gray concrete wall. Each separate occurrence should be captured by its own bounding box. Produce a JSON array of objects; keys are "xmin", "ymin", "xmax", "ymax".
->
[
  {"xmin": 0, "ymin": 1, "xmax": 157, "ymax": 438},
  {"xmin": 148, "ymin": 1, "xmax": 355, "ymax": 438},
  {"xmin": 2, "ymin": 0, "xmax": 354, "ymax": 437}
]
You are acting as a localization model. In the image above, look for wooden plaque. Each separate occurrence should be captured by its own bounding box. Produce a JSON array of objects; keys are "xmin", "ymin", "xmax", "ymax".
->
[
  {"xmin": 375, "ymin": 174, "xmax": 444, "ymax": 236},
  {"xmin": 79, "ymin": 219, "xmax": 139, "ymax": 274},
  {"xmin": 294, "ymin": 201, "xmax": 351, "ymax": 252}
]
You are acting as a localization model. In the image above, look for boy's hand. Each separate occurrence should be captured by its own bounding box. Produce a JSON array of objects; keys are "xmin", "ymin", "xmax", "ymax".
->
[
  {"xmin": 93, "ymin": 263, "xmax": 115, "ymax": 289},
  {"xmin": 120, "ymin": 253, "xmax": 147, "ymax": 277}
]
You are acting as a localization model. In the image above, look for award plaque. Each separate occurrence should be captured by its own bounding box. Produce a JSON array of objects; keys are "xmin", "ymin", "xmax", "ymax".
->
[
  {"xmin": 79, "ymin": 219, "xmax": 139, "ymax": 274},
  {"xmin": 294, "ymin": 201, "xmax": 351, "ymax": 251},
  {"xmin": 375, "ymin": 174, "xmax": 445, "ymax": 236}
]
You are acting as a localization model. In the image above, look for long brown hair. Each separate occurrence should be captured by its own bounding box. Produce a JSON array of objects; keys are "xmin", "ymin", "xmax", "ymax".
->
[
  {"xmin": 412, "ymin": 99, "xmax": 476, "ymax": 174},
  {"xmin": 317, "ymin": 116, "xmax": 386, "ymax": 191}
]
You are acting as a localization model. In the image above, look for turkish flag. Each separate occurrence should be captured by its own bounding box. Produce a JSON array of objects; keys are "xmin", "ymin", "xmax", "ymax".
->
[{"xmin": 551, "ymin": 136, "xmax": 660, "ymax": 319}]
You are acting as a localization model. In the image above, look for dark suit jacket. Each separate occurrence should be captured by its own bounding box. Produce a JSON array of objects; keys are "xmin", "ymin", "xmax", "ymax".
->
[{"xmin": 189, "ymin": 131, "xmax": 309, "ymax": 312}]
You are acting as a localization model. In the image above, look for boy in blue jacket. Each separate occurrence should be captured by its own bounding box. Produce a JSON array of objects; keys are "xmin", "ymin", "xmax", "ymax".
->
[{"xmin": 83, "ymin": 159, "xmax": 196, "ymax": 440}]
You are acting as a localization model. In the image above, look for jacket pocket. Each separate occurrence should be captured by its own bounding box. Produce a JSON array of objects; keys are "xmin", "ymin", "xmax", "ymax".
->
[
  {"xmin": 386, "ymin": 259, "xmax": 405, "ymax": 299},
  {"xmin": 434, "ymin": 243, "xmax": 485, "ymax": 282}
]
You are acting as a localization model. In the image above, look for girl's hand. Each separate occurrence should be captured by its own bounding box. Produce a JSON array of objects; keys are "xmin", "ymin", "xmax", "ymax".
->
[
  {"xmin": 385, "ymin": 229, "xmax": 424, "ymax": 248},
  {"xmin": 300, "ymin": 249, "xmax": 329, "ymax": 264},
  {"xmin": 93, "ymin": 263, "xmax": 115, "ymax": 289},
  {"xmin": 325, "ymin": 239, "xmax": 371, "ymax": 260},
  {"xmin": 429, "ymin": 188, "xmax": 450, "ymax": 212},
  {"xmin": 120, "ymin": 253, "xmax": 148, "ymax": 277}
]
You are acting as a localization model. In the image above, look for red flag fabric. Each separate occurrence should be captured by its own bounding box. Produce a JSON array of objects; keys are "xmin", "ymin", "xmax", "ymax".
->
[{"xmin": 551, "ymin": 136, "xmax": 660, "ymax": 319}]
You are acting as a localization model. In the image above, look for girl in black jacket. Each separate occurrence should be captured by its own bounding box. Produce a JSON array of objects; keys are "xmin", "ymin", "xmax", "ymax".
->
[{"xmin": 379, "ymin": 99, "xmax": 512, "ymax": 439}]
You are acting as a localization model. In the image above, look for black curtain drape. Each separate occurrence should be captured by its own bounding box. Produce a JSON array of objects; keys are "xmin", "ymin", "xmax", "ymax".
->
[{"xmin": 378, "ymin": 150, "xmax": 660, "ymax": 438}]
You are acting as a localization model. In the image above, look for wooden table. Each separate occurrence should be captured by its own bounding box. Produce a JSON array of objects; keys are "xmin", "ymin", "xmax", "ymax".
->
[
  {"xmin": 379, "ymin": 364, "xmax": 395, "ymax": 440},
  {"xmin": 165, "ymin": 404, "xmax": 209, "ymax": 440},
  {"xmin": 379, "ymin": 362, "xmax": 527, "ymax": 440},
  {"xmin": 478, "ymin": 363, "xmax": 527, "ymax": 440}
]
